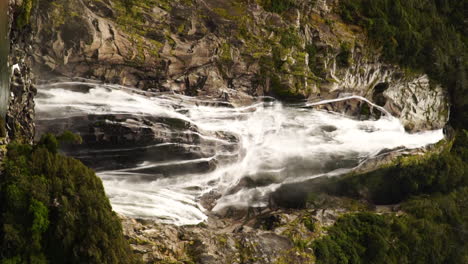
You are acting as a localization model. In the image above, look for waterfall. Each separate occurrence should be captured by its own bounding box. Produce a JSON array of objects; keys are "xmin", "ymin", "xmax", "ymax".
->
[{"xmin": 35, "ymin": 81, "xmax": 444, "ymax": 226}]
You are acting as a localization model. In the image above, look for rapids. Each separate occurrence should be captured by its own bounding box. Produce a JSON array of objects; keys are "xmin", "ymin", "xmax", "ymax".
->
[{"xmin": 35, "ymin": 81, "xmax": 444, "ymax": 225}]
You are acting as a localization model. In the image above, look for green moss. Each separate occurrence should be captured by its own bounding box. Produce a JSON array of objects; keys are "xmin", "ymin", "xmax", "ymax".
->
[
  {"xmin": 336, "ymin": 42, "xmax": 352, "ymax": 68},
  {"xmin": 290, "ymin": 51, "xmax": 310, "ymax": 76},
  {"xmin": 235, "ymin": 239, "xmax": 259, "ymax": 263},
  {"xmin": 302, "ymin": 217, "xmax": 316, "ymax": 232},
  {"xmin": 49, "ymin": 1, "xmax": 66, "ymax": 29},
  {"xmin": 16, "ymin": 0, "xmax": 34, "ymax": 28},
  {"xmin": 217, "ymin": 234, "xmax": 228, "ymax": 247},
  {"xmin": 279, "ymin": 29, "xmax": 301, "ymax": 48},
  {"xmin": 219, "ymin": 42, "xmax": 233, "ymax": 65},
  {"xmin": 176, "ymin": 23, "xmax": 185, "ymax": 34},
  {"xmin": 213, "ymin": 8, "xmax": 233, "ymax": 20},
  {"xmin": 259, "ymin": 0, "xmax": 296, "ymax": 13},
  {"xmin": 129, "ymin": 237, "xmax": 152, "ymax": 246}
]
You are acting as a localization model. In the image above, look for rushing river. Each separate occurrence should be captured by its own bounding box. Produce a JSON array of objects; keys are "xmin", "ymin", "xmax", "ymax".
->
[{"xmin": 35, "ymin": 81, "xmax": 444, "ymax": 225}]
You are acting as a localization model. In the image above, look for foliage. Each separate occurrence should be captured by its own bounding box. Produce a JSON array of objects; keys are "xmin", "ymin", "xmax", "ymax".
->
[
  {"xmin": 280, "ymin": 29, "xmax": 301, "ymax": 48},
  {"xmin": 16, "ymin": 0, "xmax": 34, "ymax": 28},
  {"xmin": 56, "ymin": 130, "xmax": 83, "ymax": 145},
  {"xmin": 219, "ymin": 42, "xmax": 233, "ymax": 66},
  {"xmin": 260, "ymin": 0, "xmax": 296, "ymax": 13},
  {"xmin": 313, "ymin": 187, "xmax": 468, "ymax": 264},
  {"xmin": 0, "ymin": 134, "xmax": 139, "ymax": 263},
  {"xmin": 339, "ymin": 0, "xmax": 467, "ymax": 130},
  {"xmin": 329, "ymin": 131, "xmax": 468, "ymax": 204},
  {"xmin": 120, "ymin": 0, "xmax": 137, "ymax": 12},
  {"xmin": 336, "ymin": 42, "xmax": 352, "ymax": 68}
]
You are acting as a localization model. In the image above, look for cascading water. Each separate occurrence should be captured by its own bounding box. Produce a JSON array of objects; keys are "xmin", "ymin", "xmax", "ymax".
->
[
  {"xmin": 35, "ymin": 81, "xmax": 444, "ymax": 225},
  {"xmin": 0, "ymin": 0, "xmax": 9, "ymax": 118}
]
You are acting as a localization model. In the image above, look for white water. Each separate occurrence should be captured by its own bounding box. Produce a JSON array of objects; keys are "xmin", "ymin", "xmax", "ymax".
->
[{"xmin": 36, "ymin": 81, "xmax": 444, "ymax": 226}]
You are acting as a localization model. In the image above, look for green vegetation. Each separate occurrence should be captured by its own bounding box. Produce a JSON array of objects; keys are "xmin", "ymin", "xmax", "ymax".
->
[
  {"xmin": 279, "ymin": 29, "xmax": 301, "ymax": 48},
  {"xmin": 313, "ymin": 187, "xmax": 468, "ymax": 264},
  {"xmin": 16, "ymin": 0, "xmax": 34, "ymax": 28},
  {"xmin": 0, "ymin": 133, "xmax": 139, "ymax": 264},
  {"xmin": 336, "ymin": 42, "xmax": 352, "ymax": 68},
  {"xmin": 315, "ymin": 5, "xmax": 468, "ymax": 261},
  {"xmin": 339, "ymin": 0, "xmax": 467, "ymax": 129},
  {"xmin": 219, "ymin": 42, "xmax": 233, "ymax": 66},
  {"xmin": 308, "ymin": 5, "xmax": 468, "ymax": 258},
  {"xmin": 270, "ymin": 73, "xmax": 299, "ymax": 100},
  {"xmin": 326, "ymin": 130, "xmax": 468, "ymax": 204},
  {"xmin": 259, "ymin": 0, "xmax": 296, "ymax": 13}
]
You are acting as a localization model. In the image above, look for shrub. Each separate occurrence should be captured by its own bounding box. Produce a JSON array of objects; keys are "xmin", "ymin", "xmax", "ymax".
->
[
  {"xmin": 328, "ymin": 131, "xmax": 468, "ymax": 204},
  {"xmin": 16, "ymin": 0, "xmax": 34, "ymax": 28},
  {"xmin": 336, "ymin": 42, "xmax": 352, "ymax": 68},
  {"xmin": 261, "ymin": 0, "xmax": 296, "ymax": 13},
  {"xmin": 313, "ymin": 188, "xmax": 468, "ymax": 264},
  {"xmin": 0, "ymin": 134, "xmax": 140, "ymax": 263}
]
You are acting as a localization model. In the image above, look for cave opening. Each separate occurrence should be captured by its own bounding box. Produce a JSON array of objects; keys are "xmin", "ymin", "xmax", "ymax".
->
[{"xmin": 372, "ymin": 82, "xmax": 389, "ymax": 107}]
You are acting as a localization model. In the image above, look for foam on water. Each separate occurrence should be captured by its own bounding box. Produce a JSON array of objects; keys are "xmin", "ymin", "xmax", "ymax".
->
[{"xmin": 36, "ymin": 82, "xmax": 444, "ymax": 226}]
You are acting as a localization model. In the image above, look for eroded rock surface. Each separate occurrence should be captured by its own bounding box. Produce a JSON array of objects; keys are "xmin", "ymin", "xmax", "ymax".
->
[
  {"xmin": 121, "ymin": 207, "xmax": 348, "ymax": 264},
  {"xmin": 31, "ymin": 0, "xmax": 448, "ymax": 131},
  {"xmin": 1, "ymin": 0, "xmax": 37, "ymax": 161}
]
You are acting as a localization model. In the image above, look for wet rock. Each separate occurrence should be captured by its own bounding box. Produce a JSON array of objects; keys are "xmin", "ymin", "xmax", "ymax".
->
[
  {"xmin": 320, "ymin": 125, "xmax": 337, "ymax": 132},
  {"xmin": 27, "ymin": 0, "xmax": 449, "ymax": 129},
  {"xmin": 119, "ymin": 204, "xmax": 351, "ymax": 264},
  {"xmin": 200, "ymin": 190, "xmax": 223, "ymax": 211},
  {"xmin": 3, "ymin": 0, "xmax": 36, "ymax": 146},
  {"xmin": 384, "ymin": 75, "xmax": 449, "ymax": 132},
  {"xmin": 310, "ymin": 96, "xmax": 384, "ymax": 120},
  {"xmin": 36, "ymin": 111, "xmax": 239, "ymax": 173}
]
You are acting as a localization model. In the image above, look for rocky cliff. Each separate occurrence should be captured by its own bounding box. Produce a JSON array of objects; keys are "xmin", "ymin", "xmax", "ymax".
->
[
  {"xmin": 31, "ymin": 0, "xmax": 448, "ymax": 132},
  {"xmin": 2, "ymin": 1, "xmax": 461, "ymax": 263},
  {"xmin": 7, "ymin": 1, "xmax": 36, "ymax": 144},
  {"xmin": 0, "ymin": 0, "xmax": 37, "ymax": 162}
]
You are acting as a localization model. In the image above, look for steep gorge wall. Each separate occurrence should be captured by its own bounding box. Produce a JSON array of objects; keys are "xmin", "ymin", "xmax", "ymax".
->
[
  {"xmin": 0, "ymin": 0, "xmax": 9, "ymax": 119},
  {"xmin": 0, "ymin": 0, "xmax": 37, "ymax": 161},
  {"xmin": 7, "ymin": 0, "xmax": 36, "ymax": 144},
  {"xmin": 30, "ymin": 0, "xmax": 448, "ymax": 131}
]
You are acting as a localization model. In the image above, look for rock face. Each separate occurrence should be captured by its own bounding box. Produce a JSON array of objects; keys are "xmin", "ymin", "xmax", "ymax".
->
[
  {"xmin": 36, "ymin": 110, "xmax": 240, "ymax": 172},
  {"xmin": 30, "ymin": 0, "xmax": 448, "ymax": 132},
  {"xmin": 0, "ymin": 0, "xmax": 9, "ymax": 119},
  {"xmin": 7, "ymin": 54, "xmax": 36, "ymax": 144},
  {"xmin": 121, "ymin": 207, "xmax": 346, "ymax": 264},
  {"xmin": 1, "ymin": 0, "xmax": 37, "ymax": 163}
]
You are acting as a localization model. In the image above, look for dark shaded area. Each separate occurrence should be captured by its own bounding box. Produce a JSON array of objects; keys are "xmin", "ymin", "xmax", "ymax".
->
[
  {"xmin": 329, "ymin": 131, "xmax": 468, "ymax": 204},
  {"xmin": 0, "ymin": 134, "xmax": 140, "ymax": 263},
  {"xmin": 313, "ymin": 188, "xmax": 468, "ymax": 264},
  {"xmin": 60, "ymin": 16, "xmax": 93, "ymax": 49},
  {"xmin": 372, "ymin": 82, "xmax": 388, "ymax": 107},
  {"xmin": 260, "ymin": 0, "xmax": 296, "ymax": 13},
  {"xmin": 272, "ymin": 130, "xmax": 468, "ymax": 209},
  {"xmin": 36, "ymin": 111, "xmax": 239, "ymax": 174}
]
